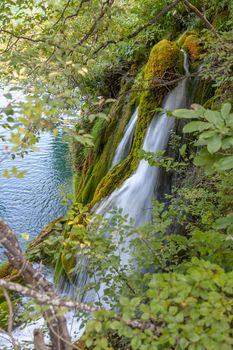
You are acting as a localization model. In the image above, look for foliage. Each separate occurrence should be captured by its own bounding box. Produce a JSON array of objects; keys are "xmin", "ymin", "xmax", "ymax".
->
[
  {"xmin": 173, "ymin": 102, "xmax": 233, "ymax": 174},
  {"xmin": 83, "ymin": 259, "xmax": 233, "ymax": 350},
  {"xmin": 200, "ymin": 30, "xmax": 233, "ymax": 102}
]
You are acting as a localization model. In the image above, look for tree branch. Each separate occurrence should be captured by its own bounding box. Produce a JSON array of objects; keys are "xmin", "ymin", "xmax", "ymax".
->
[
  {"xmin": 93, "ymin": 0, "xmax": 182, "ymax": 56},
  {"xmin": 0, "ymin": 219, "xmax": 72, "ymax": 350},
  {"xmin": 63, "ymin": 0, "xmax": 91, "ymax": 24},
  {"xmin": 0, "ymin": 278, "xmax": 160, "ymax": 334},
  {"xmin": 74, "ymin": 0, "xmax": 115, "ymax": 49},
  {"xmin": 183, "ymin": 0, "xmax": 219, "ymax": 37}
]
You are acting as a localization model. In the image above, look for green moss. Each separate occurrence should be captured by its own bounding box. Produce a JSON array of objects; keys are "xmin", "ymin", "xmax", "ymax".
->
[
  {"xmin": 26, "ymin": 217, "xmax": 65, "ymax": 266},
  {"xmin": 177, "ymin": 32, "xmax": 202, "ymax": 61},
  {"xmin": 77, "ymin": 81, "xmax": 137, "ymax": 205}
]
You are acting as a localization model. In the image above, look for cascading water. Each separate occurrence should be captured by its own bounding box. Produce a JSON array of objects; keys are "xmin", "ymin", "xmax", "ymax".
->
[
  {"xmin": 96, "ymin": 51, "xmax": 190, "ymax": 228},
  {"xmin": 112, "ymin": 108, "xmax": 138, "ymax": 166}
]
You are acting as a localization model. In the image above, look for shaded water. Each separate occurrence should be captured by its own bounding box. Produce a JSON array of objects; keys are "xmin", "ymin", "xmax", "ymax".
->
[
  {"xmin": 0, "ymin": 90, "xmax": 73, "ymax": 261},
  {"xmin": 112, "ymin": 108, "xmax": 138, "ymax": 166}
]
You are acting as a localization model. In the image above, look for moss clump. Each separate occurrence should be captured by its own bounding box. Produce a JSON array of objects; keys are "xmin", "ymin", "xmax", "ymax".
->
[
  {"xmin": 77, "ymin": 80, "xmax": 137, "ymax": 205},
  {"xmin": 26, "ymin": 217, "xmax": 66, "ymax": 266},
  {"xmin": 177, "ymin": 32, "xmax": 202, "ymax": 61}
]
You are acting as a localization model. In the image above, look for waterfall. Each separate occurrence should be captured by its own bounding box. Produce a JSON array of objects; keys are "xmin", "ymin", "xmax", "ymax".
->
[
  {"xmin": 112, "ymin": 108, "xmax": 138, "ymax": 166},
  {"xmin": 96, "ymin": 51, "xmax": 190, "ymax": 229},
  {"xmin": 60, "ymin": 51, "xmax": 191, "ymax": 295}
]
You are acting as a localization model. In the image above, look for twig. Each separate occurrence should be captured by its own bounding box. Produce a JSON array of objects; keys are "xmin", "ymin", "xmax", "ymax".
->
[
  {"xmin": 73, "ymin": 0, "xmax": 115, "ymax": 49},
  {"xmin": 2, "ymin": 288, "xmax": 19, "ymax": 349}
]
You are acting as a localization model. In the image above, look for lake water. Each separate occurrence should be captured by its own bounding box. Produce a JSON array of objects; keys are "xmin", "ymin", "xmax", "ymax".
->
[{"xmin": 0, "ymin": 90, "xmax": 73, "ymax": 262}]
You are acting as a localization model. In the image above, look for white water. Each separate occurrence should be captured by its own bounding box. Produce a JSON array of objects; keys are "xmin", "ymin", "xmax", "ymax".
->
[
  {"xmin": 96, "ymin": 52, "xmax": 190, "ymax": 230},
  {"xmin": 112, "ymin": 108, "xmax": 138, "ymax": 166}
]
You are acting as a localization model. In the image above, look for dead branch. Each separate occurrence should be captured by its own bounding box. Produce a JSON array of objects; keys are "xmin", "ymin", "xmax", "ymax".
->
[
  {"xmin": 0, "ymin": 278, "xmax": 161, "ymax": 334},
  {"xmin": 34, "ymin": 328, "xmax": 47, "ymax": 350},
  {"xmin": 0, "ymin": 218, "xmax": 72, "ymax": 350},
  {"xmin": 119, "ymin": 72, "xmax": 198, "ymax": 96}
]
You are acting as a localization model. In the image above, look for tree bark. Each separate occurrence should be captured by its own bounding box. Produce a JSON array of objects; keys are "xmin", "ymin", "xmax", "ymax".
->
[{"xmin": 34, "ymin": 329, "xmax": 48, "ymax": 350}]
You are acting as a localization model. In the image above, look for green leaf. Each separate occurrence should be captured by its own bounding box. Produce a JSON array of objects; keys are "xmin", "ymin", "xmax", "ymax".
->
[
  {"xmin": 3, "ymin": 169, "xmax": 10, "ymax": 178},
  {"xmin": 3, "ymin": 93, "xmax": 12, "ymax": 100},
  {"xmin": 21, "ymin": 232, "xmax": 29, "ymax": 241},
  {"xmin": 221, "ymin": 103, "xmax": 231, "ymax": 119},
  {"xmin": 16, "ymin": 170, "xmax": 27, "ymax": 178},
  {"xmin": 199, "ymin": 130, "xmax": 216, "ymax": 139},
  {"xmin": 215, "ymin": 156, "xmax": 233, "ymax": 171},
  {"xmin": 7, "ymin": 116, "xmax": 15, "ymax": 123},
  {"xmin": 183, "ymin": 121, "xmax": 211, "ymax": 133},
  {"xmin": 204, "ymin": 110, "xmax": 222, "ymax": 125},
  {"xmin": 221, "ymin": 137, "xmax": 233, "ymax": 150},
  {"xmin": 11, "ymin": 166, "xmax": 17, "ymax": 176},
  {"xmin": 173, "ymin": 109, "xmax": 200, "ymax": 119},
  {"xmin": 179, "ymin": 144, "xmax": 187, "ymax": 156},
  {"xmin": 207, "ymin": 135, "xmax": 222, "ymax": 153}
]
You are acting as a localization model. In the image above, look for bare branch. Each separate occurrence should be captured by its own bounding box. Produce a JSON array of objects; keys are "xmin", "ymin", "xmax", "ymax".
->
[
  {"xmin": 119, "ymin": 72, "xmax": 198, "ymax": 96},
  {"xmin": 74, "ymin": 0, "xmax": 115, "ymax": 49},
  {"xmin": 0, "ymin": 278, "xmax": 160, "ymax": 334},
  {"xmin": 53, "ymin": 0, "xmax": 72, "ymax": 27},
  {"xmin": 0, "ymin": 29, "xmax": 60, "ymax": 49},
  {"xmin": 183, "ymin": 0, "xmax": 219, "ymax": 37},
  {"xmin": 34, "ymin": 328, "xmax": 48, "ymax": 350},
  {"xmin": 63, "ymin": 0, "xmax": 91, "ymax": 24}
]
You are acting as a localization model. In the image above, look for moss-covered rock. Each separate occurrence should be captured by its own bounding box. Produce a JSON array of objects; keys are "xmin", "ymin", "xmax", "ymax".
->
[
  {"xmin": 91, "ymin": 39, "xmax": 180, "ymax": 206},
  {"xmin": 177, "ymin": 32, "xmax": 202, "ymax": 61},
  {"xmin": 76, "ymin": 80, "xmax": 137, "ymax": 205}
]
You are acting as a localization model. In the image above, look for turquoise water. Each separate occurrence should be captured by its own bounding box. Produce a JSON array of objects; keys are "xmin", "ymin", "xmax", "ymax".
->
[{"xmin": 0, "ymin": 93, "xmax": 73, "ymax": 261}]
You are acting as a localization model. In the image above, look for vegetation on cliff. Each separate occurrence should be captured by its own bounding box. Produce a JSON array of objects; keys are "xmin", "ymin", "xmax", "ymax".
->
[{"xmin": 0, "ymin": 0, "xmax": 232, "ymax": 349}]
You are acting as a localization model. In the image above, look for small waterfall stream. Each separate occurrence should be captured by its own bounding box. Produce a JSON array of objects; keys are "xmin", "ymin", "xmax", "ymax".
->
[{"xmin": 112, "ymin": 108, "xmax": 138, "ymax": 166}]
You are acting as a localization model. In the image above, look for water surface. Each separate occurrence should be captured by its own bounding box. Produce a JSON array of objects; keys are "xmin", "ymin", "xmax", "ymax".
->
[{"xmin": 0, "ymin": 90, "xmax": 73, "ymax": 261}]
